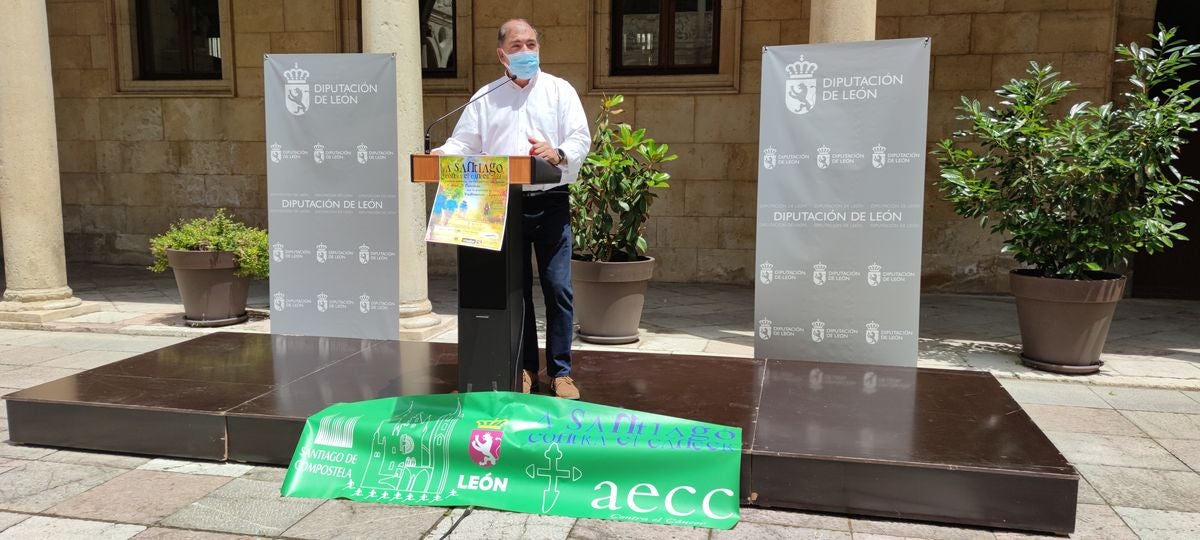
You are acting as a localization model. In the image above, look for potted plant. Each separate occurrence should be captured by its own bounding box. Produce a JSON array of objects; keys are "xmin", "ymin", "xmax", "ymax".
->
[
  {"xmin": 149, "ymin": 209, "xmax": 269, "ymax": 327},
  {"xmin": 936, "ymin": 26, "xmax": 1200, "ymax": 374},
  {"xmin": 569, "ymin": 95, "xmax": 676, "ymax": 343}
]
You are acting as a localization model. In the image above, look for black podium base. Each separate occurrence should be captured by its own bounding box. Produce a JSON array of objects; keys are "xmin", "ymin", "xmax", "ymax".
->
[{"xmin": 3, "ymin": 332, "xmax": 1076, "ymax": 534}]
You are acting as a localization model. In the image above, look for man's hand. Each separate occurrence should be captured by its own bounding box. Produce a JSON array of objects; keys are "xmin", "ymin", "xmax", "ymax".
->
[
  {"xmin": 528, "ymin": 137, "xmax": 560, "ymax": 165},
  {"xmin": 429, "ymin": 149, "xmax": 444, "ymax": 156}
]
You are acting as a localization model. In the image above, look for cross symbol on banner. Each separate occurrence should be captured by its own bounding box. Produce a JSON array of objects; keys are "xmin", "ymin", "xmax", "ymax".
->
[{"xmin": 524, "ymin": 443, "xmax": 583, "ymax": 513}]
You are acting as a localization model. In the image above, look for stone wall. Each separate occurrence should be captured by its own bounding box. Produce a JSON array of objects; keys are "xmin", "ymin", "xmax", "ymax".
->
[
  {"xmin": 49, "ymin": 0, "xmax": 353, "ymax": 265},
  {"xmin": 47, "ymin": 0, "xmax": 1158, "ymax": 291},
  {"xmin": 424, "ymin": 0, "xmax": 1152, "ymax": 289}
]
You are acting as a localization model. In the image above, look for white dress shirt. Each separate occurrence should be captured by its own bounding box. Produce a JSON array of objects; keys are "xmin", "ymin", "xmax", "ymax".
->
[{"xmin": 435, "ymin": 72, "xmax": 591, "ymax": 191}]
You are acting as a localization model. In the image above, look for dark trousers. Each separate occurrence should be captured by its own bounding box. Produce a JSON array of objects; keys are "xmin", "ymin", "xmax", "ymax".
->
[{"xmin": 520, "ymin": 188, "xmax": 574, "ymax": 379}]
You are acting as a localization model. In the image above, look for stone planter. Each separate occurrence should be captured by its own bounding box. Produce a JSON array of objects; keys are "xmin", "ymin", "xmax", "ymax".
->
[
  {"xmin": 1010, "ymin": 269, "xmax": 1126, "ymax": 374},
  {"xmin": 166, "ymin": 249, "xmax": 250, "ymax": 327},
  {"xmin": 571, "ymin": 257, "xmax": 655, "ymax": 344}
]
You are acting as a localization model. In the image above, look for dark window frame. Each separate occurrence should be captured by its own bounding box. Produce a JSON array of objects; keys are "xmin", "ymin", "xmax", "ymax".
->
[
  {"xmin": 133, "ymin": 0, "xmax": 222, "ymax": 81},
  {"xmin": 610, "ymin": 0, "xmax": 721, "ymax": 76}
]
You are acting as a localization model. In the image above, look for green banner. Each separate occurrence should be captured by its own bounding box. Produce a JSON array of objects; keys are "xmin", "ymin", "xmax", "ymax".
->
[{"xmin": 281, "ymin": 392, "xmax": 742, "ymax": 529}]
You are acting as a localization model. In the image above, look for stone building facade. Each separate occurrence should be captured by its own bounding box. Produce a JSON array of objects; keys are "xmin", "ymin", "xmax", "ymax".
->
[{"xmin": 40, "ymin": 0, "xmax": 1160, "ymax": 292}]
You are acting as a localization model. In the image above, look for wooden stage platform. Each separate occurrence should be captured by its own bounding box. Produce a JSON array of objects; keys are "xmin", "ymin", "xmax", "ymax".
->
[{"xmin": 3, "ymin": 332, "xmax": 1077, "ymax": 534}]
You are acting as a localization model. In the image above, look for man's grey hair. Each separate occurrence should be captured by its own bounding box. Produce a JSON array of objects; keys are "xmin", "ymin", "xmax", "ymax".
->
[{"xmin": 497, "ymin": 19, "xmax": 538, "ymax": 46}]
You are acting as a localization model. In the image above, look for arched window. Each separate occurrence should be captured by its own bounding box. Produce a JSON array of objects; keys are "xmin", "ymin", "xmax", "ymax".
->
[{"xmin": 419, "ymin": 0, "xmax": 456, "ymax": 78}]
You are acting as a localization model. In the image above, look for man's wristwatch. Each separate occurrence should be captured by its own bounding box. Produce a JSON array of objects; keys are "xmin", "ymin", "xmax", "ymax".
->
[{"xmin": 555, "ymin": 148, "xmax": 566, "ymax": 165}]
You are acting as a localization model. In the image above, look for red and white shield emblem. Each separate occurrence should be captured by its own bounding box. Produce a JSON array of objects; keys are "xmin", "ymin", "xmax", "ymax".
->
[{"xmin": 469, "ymin": 429, "xmax": 503, "ymax": 467}]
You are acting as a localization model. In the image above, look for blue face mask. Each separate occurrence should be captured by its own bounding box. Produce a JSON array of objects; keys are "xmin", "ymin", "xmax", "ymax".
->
[{"xmin": 506, "ymin": 50, "xmax": 540, "ymax": 80}]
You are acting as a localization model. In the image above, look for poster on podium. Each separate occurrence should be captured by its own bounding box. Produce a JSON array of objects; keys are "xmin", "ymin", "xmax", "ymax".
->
[
  {"xmin": 425, "ymin": 156, "xmax": 511, "ymax": 251},
  {"xmin": 754, "ymin": 39, "xmax": 931, "ymax": 366}
]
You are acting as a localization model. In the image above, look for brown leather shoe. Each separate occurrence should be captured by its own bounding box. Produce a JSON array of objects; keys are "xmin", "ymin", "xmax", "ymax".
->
[
  {"xmin": 553, "ymin": 376, "xmax": 580, "ymax": 400},
  {"xmin": 521, "ymin": 370, "xmax": 533, "ymax": 394}
]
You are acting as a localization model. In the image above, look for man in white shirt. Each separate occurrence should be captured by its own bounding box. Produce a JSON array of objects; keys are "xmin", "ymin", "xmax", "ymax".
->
[{"xmin": 432, "ymin": 19, "xmax": 590, "ymax": 399}]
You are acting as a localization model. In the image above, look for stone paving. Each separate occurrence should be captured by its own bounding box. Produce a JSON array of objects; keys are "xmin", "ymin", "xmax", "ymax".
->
[{"xmin": 0, "ymin": 264, "xmax": 1197, "ymax": 538}]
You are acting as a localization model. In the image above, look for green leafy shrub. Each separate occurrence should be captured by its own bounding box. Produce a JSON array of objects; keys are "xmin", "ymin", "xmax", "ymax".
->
[
  {"xmin": 936, "ymin": 26, "xmax": 1200, "ymax": 279},
  {"xmin": 570, "ymin": 94, "xmax": 677, "ymax": 262},
  {"xmin": 149, "ymin": 209, "xmax": 269, "ymax": 279}
]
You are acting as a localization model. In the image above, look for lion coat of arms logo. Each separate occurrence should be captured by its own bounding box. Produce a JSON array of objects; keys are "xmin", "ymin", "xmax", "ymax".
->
[
  {"xmin": 758, "ymin": 318, "xmax": 772, "ymax": 341},
  {"xmin": 811, "ymin": 320, "xmax": 826, "ymax": 342},
  {"xmin": 359, "ymin": 294, "xmax": 371, "ymax": 314},
  {"xmin": 784, "ymin": 56, "xmax": 818, "ymax": 115},
  {"xmin": 865, "ymin": 321, "xmax": 881, "ymax": 345},
  {"xmin": 867, "ymin": 263, "xmax": 882, "ymax": 287},
  {"xmin": 759, "ymin": 261, "xmax": 774, "ymax": 285},
  {"xmin": 469, "ymin": 419, "xmax": 507, "ymax": 467},
  {"xmin": 762, "ymin": 146, "xmax": 777, "ymax": 170},
  {"xmin": 284, "ymin": 63, "xmax": 310, "ymax": 116},
  {"xmin": 816, "ymin": 145, "xmax": 831, "ymax": 170},
  {"xmin": 812, "ymin": 262, "xmax": 828, "ymax": 286}
]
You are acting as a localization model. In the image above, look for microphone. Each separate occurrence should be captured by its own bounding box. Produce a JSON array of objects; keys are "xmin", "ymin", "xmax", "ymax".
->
[{"xmin": 424, "ymin": 73, "xmax": 517, "ymax": 153}]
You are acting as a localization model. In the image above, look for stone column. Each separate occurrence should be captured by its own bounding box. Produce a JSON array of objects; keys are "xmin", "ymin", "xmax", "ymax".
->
[
  {"xmin": 0, "ymin": 1, "xmax": 93, "ymax": 321},
  {"xmin": 361, "ymin": 0, "xmax": 448, "ymax": 338},
  {"xmin": 810, "ymin": 0, "xmax": 877, "ymax": 43}
]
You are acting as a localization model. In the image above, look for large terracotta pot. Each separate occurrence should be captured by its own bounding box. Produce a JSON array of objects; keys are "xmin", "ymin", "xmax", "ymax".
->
[
  {"xmin": 1010, "ymin": 269, "xmax": 1126, "ymax": 374},
  {"xmin": 571, "ymin": 257, "xmax": 655, "ymax": 344},
  {"xmin": 166, "ymin": 249, "xmax": 250, "ymax": 327}
]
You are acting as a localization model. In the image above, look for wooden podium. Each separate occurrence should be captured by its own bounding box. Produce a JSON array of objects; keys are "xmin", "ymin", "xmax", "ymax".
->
[{"xmin": 410, "ymin": 154, "xmax": 562, "ymax": 392}]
